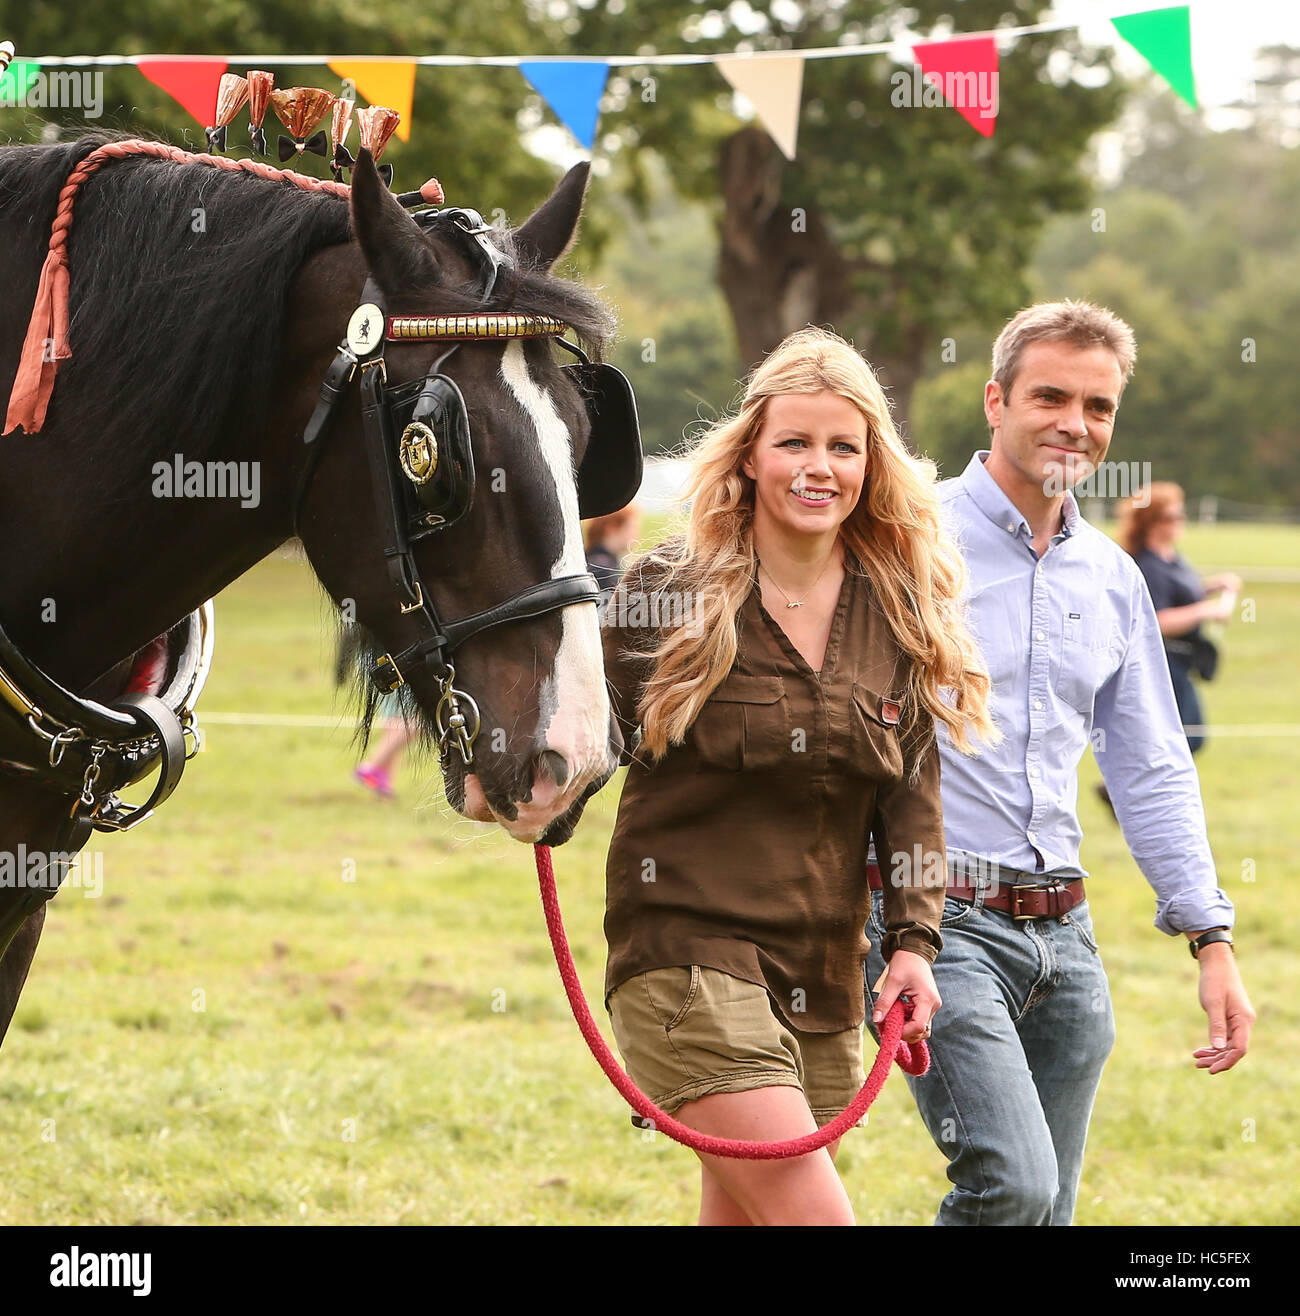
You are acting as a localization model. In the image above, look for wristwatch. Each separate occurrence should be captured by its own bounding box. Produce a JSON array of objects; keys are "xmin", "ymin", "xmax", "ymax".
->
[{"xmin": 1189, "ymin": 928, "xmax": 1234, "ymax": 959}]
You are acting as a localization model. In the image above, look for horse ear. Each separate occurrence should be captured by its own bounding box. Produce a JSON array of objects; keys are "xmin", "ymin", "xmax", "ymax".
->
[
  {"xmin": 349, "ymin": 148, "xmax": 439, "ymax": 293},
  {"xmin": 512, "ymin": 161, "xmax": 590, "ymax": 272}
]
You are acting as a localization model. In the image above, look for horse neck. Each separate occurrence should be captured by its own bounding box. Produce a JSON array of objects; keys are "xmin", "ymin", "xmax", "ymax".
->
[{"xmin": 0, "ymin": 241, "xmax": 365, "ymax": 693}]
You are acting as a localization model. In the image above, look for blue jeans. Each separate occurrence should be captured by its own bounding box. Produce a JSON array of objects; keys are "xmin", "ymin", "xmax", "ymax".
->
[{"xmin": 866, "ymin": 884, "xmax": 1115, "ymax": 1226}]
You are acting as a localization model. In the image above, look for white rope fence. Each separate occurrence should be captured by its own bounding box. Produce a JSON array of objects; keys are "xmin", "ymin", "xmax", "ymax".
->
[{"xmin": 193, "ymin": 711, "xmax": 1300, "ymax": 737}]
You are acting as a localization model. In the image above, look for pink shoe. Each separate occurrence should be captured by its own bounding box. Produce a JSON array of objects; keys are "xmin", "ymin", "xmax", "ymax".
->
[{"xmin": 354, "ymin": 765, "xmax": 395, "ymax": 799}]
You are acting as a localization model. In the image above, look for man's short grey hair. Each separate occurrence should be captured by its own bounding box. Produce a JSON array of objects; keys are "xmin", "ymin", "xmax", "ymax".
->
[{"xmin": 992, "ymin": 300, "xmax": 1137, "ymax": 396}]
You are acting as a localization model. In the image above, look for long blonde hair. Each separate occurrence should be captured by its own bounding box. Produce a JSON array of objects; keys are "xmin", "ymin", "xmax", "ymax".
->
[{"xmin": 626, "ymin": 327, "xmax": 996, "ymax": 769}]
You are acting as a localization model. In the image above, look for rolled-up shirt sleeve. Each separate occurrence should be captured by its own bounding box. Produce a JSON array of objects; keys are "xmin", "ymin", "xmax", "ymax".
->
[
  {"xmin": 872, "ymin": 735, "xmax": 946, "ymax": 962},
  {"xmin": 1093, "ymin": 569, "xmax": 1235, "ymax": 935}
]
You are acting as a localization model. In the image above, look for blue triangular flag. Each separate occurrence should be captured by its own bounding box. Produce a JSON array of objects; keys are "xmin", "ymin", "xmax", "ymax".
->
[{"xmin": 519, "ymin": 61, "xmax": 609, "ymax": 150}]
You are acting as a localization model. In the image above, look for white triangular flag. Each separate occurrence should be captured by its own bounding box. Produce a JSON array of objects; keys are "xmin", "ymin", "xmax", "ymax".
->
[{"xmin": 715, "ymin": 54, "xmax": 805, "ymax": 161}]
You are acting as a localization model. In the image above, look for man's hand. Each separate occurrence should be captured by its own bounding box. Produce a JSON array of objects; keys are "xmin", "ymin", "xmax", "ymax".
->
[
  {"xmin": 1191, "ymin": 942, "xmax": 1255, "ymax": 1073},
  {"xmin": 872, "ymin": 950, "xmax": 941, "ymax": 1044}
]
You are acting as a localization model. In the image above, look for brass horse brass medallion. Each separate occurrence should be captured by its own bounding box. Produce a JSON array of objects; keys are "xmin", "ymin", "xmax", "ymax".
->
[{"xmin": 399, "ymin": 421, "xmax": 438, "ymax": 484}]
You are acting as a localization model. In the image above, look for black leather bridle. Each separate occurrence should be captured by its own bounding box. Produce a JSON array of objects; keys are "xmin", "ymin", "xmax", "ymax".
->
[{"xmin": 291, "ymin": 242, "xmax": 640, "ymax": 766}]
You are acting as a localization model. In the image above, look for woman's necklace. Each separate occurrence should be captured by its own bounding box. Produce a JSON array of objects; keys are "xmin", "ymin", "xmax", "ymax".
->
[{"xmin": 758, "ymin": 554, "xmax": 834, "ymax": 609}]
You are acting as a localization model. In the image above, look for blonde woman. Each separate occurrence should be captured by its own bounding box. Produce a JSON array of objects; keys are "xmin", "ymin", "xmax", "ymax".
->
[{"xmin": 600, "ymin": 328, "xmax": 995, "ymax": 1226}]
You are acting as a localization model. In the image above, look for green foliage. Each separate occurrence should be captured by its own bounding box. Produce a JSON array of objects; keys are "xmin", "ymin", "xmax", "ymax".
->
[
  {"xmin": 573, "ymin": 1, "xmax": 1123, "ymax": 378},
  {"xmin": 1, "ymin": 2, "xmax": 573, "ymax": 234},
  {"xmin": 908, "ymin": 70, "xmax": 1300, "ymax": 510},
  {"xmin": 6, "ymin": 2, "xmax": 1126, "ymax": 446},
  {"xmin": 595, "ymin": 157, "xmax": 741, "ymax": 453},
  {"xmin": 1026, "ymin": 85, "xmax": 1300, "ymax": 508},
  {"xmin": 907, "ymin": 358, "xmax": 989, "ymax": 474}
]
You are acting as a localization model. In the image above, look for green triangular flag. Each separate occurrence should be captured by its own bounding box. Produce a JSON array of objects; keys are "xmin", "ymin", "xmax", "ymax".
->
[
  {"xmin": 0, "ymin": 59, "xmax": 40, "ymax": 103},
  {"xmin": 1112, "ymin": 6, "xmax": 1197, "ymax": 108}
]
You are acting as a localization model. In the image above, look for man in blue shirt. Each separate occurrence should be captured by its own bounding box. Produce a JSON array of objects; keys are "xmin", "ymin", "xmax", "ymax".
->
[{"xmin": 865, "ymin": 299, "xmax": 1255, "ymax": 1226}]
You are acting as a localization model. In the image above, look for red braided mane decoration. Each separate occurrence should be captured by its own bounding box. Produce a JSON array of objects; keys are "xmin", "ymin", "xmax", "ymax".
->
[{"xmin": 3, "ymin": 138, "xmax": 352, "ymax": 437}]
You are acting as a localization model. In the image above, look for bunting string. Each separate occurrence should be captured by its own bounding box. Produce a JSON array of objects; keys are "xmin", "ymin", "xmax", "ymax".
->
[{"xmin": 2, "ymin": 6, "xmax": 1201, "ymax": 156}]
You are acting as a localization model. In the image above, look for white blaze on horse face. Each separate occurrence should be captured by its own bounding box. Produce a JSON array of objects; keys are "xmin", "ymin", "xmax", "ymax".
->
[{"xmin": 498, "ymin": 342, "xmax": 609, "ymax": 803}]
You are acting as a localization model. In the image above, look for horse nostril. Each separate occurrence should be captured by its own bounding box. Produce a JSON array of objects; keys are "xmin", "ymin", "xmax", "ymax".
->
[{"xmin": 537, "ymin": 749, "xmax": 570, "ymax": 790}]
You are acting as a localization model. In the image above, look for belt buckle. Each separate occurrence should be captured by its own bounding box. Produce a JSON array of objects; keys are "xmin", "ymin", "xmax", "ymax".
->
[
  {"xmin": 1011, "ymin": 880, "xmax": 1069, "ymax": 920},
  {"xmin": 1009, "ymin": 883, "xmax": 1037, "ymax": 920}
]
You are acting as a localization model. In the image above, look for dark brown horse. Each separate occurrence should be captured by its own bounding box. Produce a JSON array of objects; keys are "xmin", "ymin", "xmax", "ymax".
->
[{"xmin": 0, "ymin": 133, "xmax": 631, "ymax": 1047}]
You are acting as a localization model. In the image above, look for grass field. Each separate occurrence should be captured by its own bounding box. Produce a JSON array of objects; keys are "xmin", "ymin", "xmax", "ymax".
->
[{"xmin": 1, "ymin": 522, "xmax": 1297, "ymax": 1226}]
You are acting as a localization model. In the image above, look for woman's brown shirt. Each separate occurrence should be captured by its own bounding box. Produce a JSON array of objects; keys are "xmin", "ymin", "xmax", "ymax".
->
[{"xmin": 601, "ymin": 552, "xmax": 946, "ymax": 1033}]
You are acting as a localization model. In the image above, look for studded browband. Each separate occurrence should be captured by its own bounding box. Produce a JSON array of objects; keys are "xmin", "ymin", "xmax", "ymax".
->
[{"xmin": 386, "ymin": 314, "xmax": 570, "ymax": 342}]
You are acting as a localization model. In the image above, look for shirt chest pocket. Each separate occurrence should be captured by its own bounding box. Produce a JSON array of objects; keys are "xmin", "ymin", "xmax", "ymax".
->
[
  {"xmin": 1055, "ymin": 612, "xmax": 1122, "ymax": 713},
  {"xmin": 849, "ymin": 682, "xmax": 906, "ymax": 782},
  {"xmin": 689, "ymin": 674, "xmax": 792, "ymax": 771}
]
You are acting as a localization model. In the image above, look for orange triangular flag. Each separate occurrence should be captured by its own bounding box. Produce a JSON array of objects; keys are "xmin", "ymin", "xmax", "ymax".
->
[{"xmin": 327, "ymin": 60, "xmax": 416, "ymax": 141}]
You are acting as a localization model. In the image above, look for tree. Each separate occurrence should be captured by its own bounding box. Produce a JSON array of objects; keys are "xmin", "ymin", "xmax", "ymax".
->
[
  {"xmin": 1022, "ymin": 70, "xmax": 1300, "ymax": 508},
  {"xmin": 0, "ymin": 3, "xmax": 587, "ymax": 250},
  {"xmin": 568, "ymin": 0, "xmax": 1125, "ymax": 422},
  {"xmin": 5, "ymin": 2, "xmax": 1126, "ymax": 436}
]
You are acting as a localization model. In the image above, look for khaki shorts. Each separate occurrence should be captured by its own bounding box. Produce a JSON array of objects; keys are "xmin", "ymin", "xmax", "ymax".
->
[{"xmin": 607, "ymin": 965, "xmax": 867, "ymax": 1128}]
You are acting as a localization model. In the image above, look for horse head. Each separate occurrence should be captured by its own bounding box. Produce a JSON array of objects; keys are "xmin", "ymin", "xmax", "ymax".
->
[{"xmin": 294, "ymin": 150, "xmax": 632, "ymax": 844}]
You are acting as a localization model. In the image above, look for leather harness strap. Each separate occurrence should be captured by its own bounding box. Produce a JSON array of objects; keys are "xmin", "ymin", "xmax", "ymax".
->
[
  {"xmin": 0, "ymin": 809, "xmax": 95, "ymax": 963},
  {"xmin": 303, "ymin": 346, "xmax": 358, "ymax": 449},
  {"xmin": 96, "ymin": 692, "xmax": 189, "ymax": 829}
]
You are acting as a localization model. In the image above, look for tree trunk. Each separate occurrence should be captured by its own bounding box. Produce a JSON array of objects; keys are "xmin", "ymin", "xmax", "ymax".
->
[{"xmin": 716, "ymin": 126, "xmax": 923, "ymax": 431}]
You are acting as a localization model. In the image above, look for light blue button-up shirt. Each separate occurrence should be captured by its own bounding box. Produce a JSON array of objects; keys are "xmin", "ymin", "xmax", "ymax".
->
[{"xmin": 935, "ymin": 450, "xmax": 1234, "ymax": 935}]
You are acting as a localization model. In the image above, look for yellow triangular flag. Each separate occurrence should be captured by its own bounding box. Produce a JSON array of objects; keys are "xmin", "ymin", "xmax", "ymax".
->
[
  {"xmin": 328, "ymin": 60, "xmax": 416, "ymax": 141},
  {"xmin": 715, "ymin": 54, "xmax": 804, "ymax": 160}
]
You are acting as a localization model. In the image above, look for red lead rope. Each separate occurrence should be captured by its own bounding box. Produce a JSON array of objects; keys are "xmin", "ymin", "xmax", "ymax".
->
[{"xmin": 534, "ymin": 844, "xmax": 929, "ymax": 1160}]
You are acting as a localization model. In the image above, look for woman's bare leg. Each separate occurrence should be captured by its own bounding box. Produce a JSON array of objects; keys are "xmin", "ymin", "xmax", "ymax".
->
[{"xmin": 676, "ymin": 1086, "xmax": 853, "ymax": 1226}]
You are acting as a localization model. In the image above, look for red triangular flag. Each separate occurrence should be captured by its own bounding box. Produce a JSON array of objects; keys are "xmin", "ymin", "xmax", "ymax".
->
[
  {"xmin": 912, "ymin": 36, "xmax": 999, "ymax": 137},
  {"xmin": 138, "ymin": 59, "xmax": 229, "ymax": 128}
]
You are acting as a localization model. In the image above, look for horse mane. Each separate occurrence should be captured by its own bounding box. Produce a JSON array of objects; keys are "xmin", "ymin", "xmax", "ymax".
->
[
  {"xmin": 0, "ymin": 131, "xmax": 616, "ymax": 467},
  {"xmin": 333, "ymin": 615, "xmax": 418, "ymax": 753},
  {"xmin": 0, "ymin": 131, "xmax": 353, "ymax": 463}
]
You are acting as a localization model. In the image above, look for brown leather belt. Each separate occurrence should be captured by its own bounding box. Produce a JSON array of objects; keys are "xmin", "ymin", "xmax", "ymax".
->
[{"xmin": 866, "ymin": 863, "xmax": 1085, "ymax": 920}]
